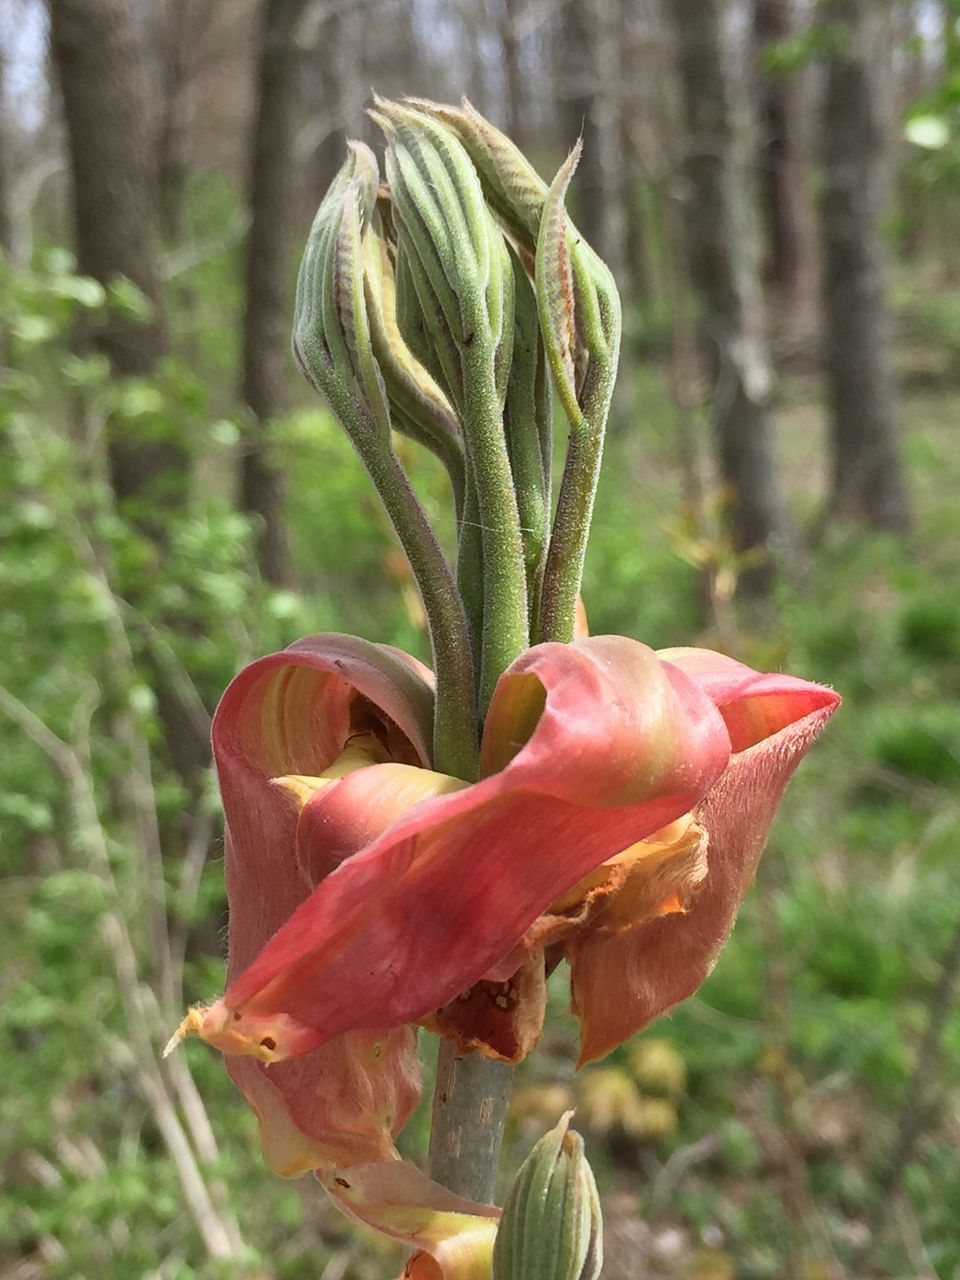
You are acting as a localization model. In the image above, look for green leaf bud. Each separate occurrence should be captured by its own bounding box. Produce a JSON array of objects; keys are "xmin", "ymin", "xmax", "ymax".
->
[
  {"xmin": 406, "ymin": 96, "xmax": 547, "ymax": 257},
  {"xmin": 292, "ymin": 141, "xmax": 386, "ymax": 439},
  {"xmin": 535, "ymin": 143, "xmax": 583, "ymax": 425},
  {"xmin": 362, "ymin": 211, "xmax": 466, "ymax": 506},
  {"xmin": 493, "ymin": 1112, "xmax": 602, "ymax": 1280},
  {"xmin": 372, "ymin": 97, "xmax": 529, "ymax": 707}
]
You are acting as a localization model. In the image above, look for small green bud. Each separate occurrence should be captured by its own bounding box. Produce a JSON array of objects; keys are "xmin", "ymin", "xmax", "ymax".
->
[
  {"xmin": 407, "ymin": 99, "xmax": 621, "ymax": 431},
  {"xmin": 372, "ymin": 99, "xmax": 490, "ymax": 341},
  {"xmin": 493, "ymin": 1113, "xmax": 602, "ymax": 1280},
  {"xmin": 371, "ymin": 99, "xmax": 516, "ymax": 415},
  {"xmin": 407, "ymin": 96, "xmax": 547, "ymax": 256},
  {"xmin": 535, "ymin": 143, "xmax": 583, "ymax": 425},
  {"xmin": 535, "ymin": 146, "xmax": 621, "ymax": 431},
  {"xmin": 292, "ymin": 141, "xmax": 388, "ymax": 440}
]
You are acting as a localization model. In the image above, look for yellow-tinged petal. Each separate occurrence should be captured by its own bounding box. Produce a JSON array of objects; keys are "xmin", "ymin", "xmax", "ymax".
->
[
  {"xmin": 320, "ymin": 1160, "xmax": 498, "ymax": 1279},
  {"xmin": 550, "ymin": 813, "xmax": 707, "ymax": 924},
  {"xmin": 164, "ymin": 998, "xmax": 316, "ymax": 1063},
  {"xmin": 272, "ymin": 730, "xmax": 394, "ymax": 812}
]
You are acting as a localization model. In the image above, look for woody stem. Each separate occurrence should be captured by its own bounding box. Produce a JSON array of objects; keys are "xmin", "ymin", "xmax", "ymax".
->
[{"xmin": 428, "ymin": 1040, "xmax": 515, "ymax": 1204}]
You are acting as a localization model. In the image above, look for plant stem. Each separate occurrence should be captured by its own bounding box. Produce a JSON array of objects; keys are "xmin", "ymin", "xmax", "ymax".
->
[
  {"xmin": 428, "ymin": 1039, "xmax": 515, "ymax": 1204},
  {"xmin": 461, "ymin": 345, "xmax": 529, "ymax": 710},
  {"xmin": 537, "ymin": 421, "xmax": 603, "ymax": 644},
  {"xmin": 363, "ymin": 442, "xmax": 479, "ymax": 779}
]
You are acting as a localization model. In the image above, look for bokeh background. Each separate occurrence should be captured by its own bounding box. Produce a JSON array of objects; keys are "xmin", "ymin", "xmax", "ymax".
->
[{"xmin": 3, "ymin": 1, "xmax": 960, "ymax": 1277}]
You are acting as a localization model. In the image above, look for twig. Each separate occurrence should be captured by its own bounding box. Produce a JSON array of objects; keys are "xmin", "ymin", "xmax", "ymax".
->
[
  {"xmin": 877, "ymin": 910, "xmax": 960, "ymax": 1201},
  {"xmin": 168, "ymin": 808, "xmax": 218, "ymax": 1004},
  {"xmin": 160, "ymin": 217, "xmax": 251, "ymax": 280},
  {"xmin": 115, "ymin": 598, "xmax": 213, "ymax": 744}
]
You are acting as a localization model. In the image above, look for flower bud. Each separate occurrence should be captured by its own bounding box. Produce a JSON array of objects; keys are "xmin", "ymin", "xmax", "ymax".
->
[
  {"xmin": 372, "ymin": 97, "xmax": 528, "ymax": 706},
  {"xmin": 493, "ymin": 1112, "xmax": 602, "ymax": 1280}
]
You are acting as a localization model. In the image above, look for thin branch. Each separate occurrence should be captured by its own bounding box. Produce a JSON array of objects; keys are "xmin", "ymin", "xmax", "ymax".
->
[
  {"xmin": 160, "ymin": 216, "xmax": 251, "ymax": 280},
  {"xmin": 878, "ymin": 911, "xmax": 960, "ymax": 1199}
]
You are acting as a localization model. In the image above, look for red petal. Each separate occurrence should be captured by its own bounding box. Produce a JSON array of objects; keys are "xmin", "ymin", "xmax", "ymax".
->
[
  {"xmin": 221, "ymin": 637, "xmax": 732, "ymax": 1049},
  {"xmin": 572, "ymin": 698, "xmax": 839, "ymax": 1064},
  {"xmin": 214, "ymin": 632, "xmax": 434, "ymax": 978},
  {"xmin": 205, "ymin": 635, "xmax": 435, "ymax": 1165},
  {"xmin": 226, "ymin": 1026, "xmax": 421, "ymax": 1176},
  {"xmin": 658, "ymin": 647, "xmax": 840, "ymax": 751}
]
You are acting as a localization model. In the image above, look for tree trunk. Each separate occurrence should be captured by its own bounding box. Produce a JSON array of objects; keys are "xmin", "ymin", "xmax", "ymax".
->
[
  {"xmin": 820, "ymin": 0, "xmax": 911, "ymax": 532},
  {"xmin": 240, "ymin": 0, "xmax": 307, "ymax": 586},
  {"xmin": 156, "ymin": 0, "xmax": 191, "ymax": 243},
  {"xmin": 310, "ymin": 5, "xmax": 363, "ymax": 204},
  {"xmin": 48, "ymin": 0, "xmax": 189, "ymax": 509},
  {"xmin": 668, "ymin": 0, "xmax": 788, "ymax": 593},
  {"xmin": 0, "ymin": 50, "xmax": 12, "ymax": 257},
  {"xmin": 457, "ymin": 0, "xmax": 490, "ymax": 115},
  {"xmin": 557, "ymin": 0, "xmax": 626, "ymax": 282},
  {"xmin": 618, "ymin": 0, "xmax": 655, "ymax": 301},
  {"xmin": 49, "ymin": 0, "xmax": 208, "ymax": 783},
  {"xmin": 753, "ymin": 0, "xmax": 818, "ymax": 334},
  {"xmin": 495, "ymin": 0, "xmax": 525, "ymax": 148}
]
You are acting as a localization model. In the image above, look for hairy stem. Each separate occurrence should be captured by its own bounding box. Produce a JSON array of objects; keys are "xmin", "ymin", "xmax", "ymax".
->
[
  {"xmin": 537, "ymin": 420, "xmax": 602, "ymax": 644},
  {"xmin": 461, "ymin": 344, "xmax": 529, "ymax": 709},
  {"xmin": 363, "ymin": 442, "xmax": 479, "ymax": 779}
]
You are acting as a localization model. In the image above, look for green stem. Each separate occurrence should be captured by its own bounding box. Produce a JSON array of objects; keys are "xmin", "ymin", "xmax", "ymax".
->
[
  {"xmin": 321, "ymin": 385, "xmax": 478, "ymax": 778},
  {"xmin": 428, "ymin": 1040, "xmax": 515, "ymax": 1203},
  {"xmin": 462, "ymin": 344, "xmax": 529, "ymax": 709},
  {"xmin": 536, "ymin": 418, "xmax": 601, "ymax": 645},
  {"xmin": 456, "ymin": 453, "xmax": 485, "ymax": 680},
  {"xmin": 537, "ymin": 308, "xmax": 618, "ymax": 645},
  {"xmin": 364, "ymin": 443, "xmax": 479, "ymax": 779}
]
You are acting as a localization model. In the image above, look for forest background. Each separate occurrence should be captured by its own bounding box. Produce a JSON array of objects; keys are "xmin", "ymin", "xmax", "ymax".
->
[{"xmin": 2, "ymin": 1, "xmax": 960, "ymax": 1277}]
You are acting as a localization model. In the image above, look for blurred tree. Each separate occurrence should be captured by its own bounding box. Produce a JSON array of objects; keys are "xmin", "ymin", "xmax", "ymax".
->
[
  {"xmin": 154, "ymin": 0, "xmax": 224, "ymax": 242},
  {"xmin": 753, "ymin": 0, "xmax": 818, "ymax": 333},
  {"xmin": 820, "ymin": 0, "xmax": 912, "ymax": 532},
  {"xmin": 49, "ymin": 0, "xmax": 216, "ymax": 782},
  {"xmin": 307, "ymin": 3, "xmax": 363, "ymax": 201},
  {"xmin": 493, "ymin": 0, "xmax": 526, "ymax": 149},
  {"xmin": 617, "ymin": 0, "xmax": 657, "ymax": 302},
  {"xmin": 557, "ymin": 0, "xmax": 626, "ymax": 283},
  {"xmin": 667, "ymin": 0, "xmax": 788, "ymax": 594},
  {"xmin": 156, "ymin": 0, "xmax": 190, "ymax": 242},
  {"xmin": 454, "ymin": 0, "xmax": 490, "ymax": 112},
  {"xmin": 240, "ymin": 0, "xmax": 308, "ymax": 586},
  {"xmin": 0, "ymin": 47, "xmax": 11, "ymax": 255},
  {"xmin": 48, "ymin": 0, "xmax": 189, "ymax": 510}
]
